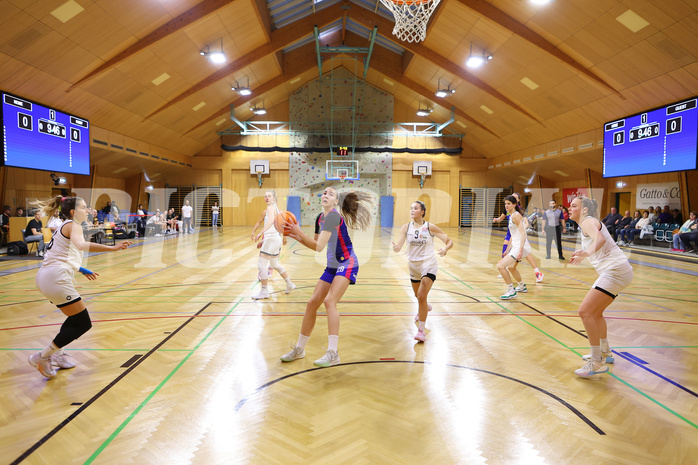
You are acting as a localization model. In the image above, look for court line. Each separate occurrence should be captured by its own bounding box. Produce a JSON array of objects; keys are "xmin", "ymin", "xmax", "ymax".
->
[
  {"xmin": 233, "ymin": 360, "xmax": 605, "ymax": 435},
  {"xmin": 10, "ymin": 302, "xmax": 214, "ymax": 465},
  {"xmin": 485, "ymin": 297, "xmax": 698, "ymax": 428},
  {"xmin": 84, "ymin": 296, "xmax": 246, "ymax": 464}
]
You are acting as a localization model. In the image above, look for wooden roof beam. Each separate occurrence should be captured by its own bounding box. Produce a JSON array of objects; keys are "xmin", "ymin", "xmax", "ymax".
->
[
  {"xmin": 68, "ymin": 0, "xmax": 241, "ymax": 91},
  {"xmin": 146, "ymin": 3, "xmax": 344, "ymax": 119},
  {"xmin": 349, "ymin": 7, "xmax": 542, "ymax": 124},
  {"xmin": 251, "ymin": 0, "xmax": 273, "ymax": 43},
  {"xmin": 454, "ymin": 0, "xmax": 624, "ymax": 99}
]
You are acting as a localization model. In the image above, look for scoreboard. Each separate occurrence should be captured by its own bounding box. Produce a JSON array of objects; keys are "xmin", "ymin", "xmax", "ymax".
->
[
  {"xmin": 1, "ymin": 91, "xmax": 90, "ymax": 175},
  {"xmin": 603, "ymin": 97, "xmax": 697, "ymax": 177}
]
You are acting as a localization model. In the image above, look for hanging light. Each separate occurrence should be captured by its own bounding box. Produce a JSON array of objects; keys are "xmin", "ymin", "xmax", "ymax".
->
[
  {"xmin": 251, "ymin": 101, "xmax": 267, "ymax": 115},
  {"xmin": 466, "ymin": 43, "xmax": 493, "ymax": 68},
  {"xmin": 200, "ymin": 39, "xmax": 226, "ymax": 64},
  {"xmin": 232, "ymin": 77, "xmax": 252, "ymax": 96},
  {"xmin": 416, "ymin": 104, "xmax": 432, "ymax": 117},
  {"xmin": 435, "ymin": 79, "xmax": 455, "ymax": 98}
]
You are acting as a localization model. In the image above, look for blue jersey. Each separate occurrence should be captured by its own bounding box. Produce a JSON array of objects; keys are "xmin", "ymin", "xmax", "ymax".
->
[{"xmin": 318, "ymin": 209, "xmax": 357, "ymax": 268}]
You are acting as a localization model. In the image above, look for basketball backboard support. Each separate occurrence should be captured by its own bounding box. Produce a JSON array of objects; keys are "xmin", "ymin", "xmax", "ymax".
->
[{"xmin": 326, "ymin": 159, "xmax": 359, "ymax": 181}]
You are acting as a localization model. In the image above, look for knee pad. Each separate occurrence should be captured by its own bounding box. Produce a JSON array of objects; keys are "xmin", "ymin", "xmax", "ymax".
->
[
  {"xmin": 269, "ymin": 256, "xmax": 286, "ymax": 275},
  {"xmin": 53, "ymin": 309, "xmax": 92, "ymax": 348},
  {"xmin": 258, "ymin": 256, "xmax": 270, "ymax": 279}
]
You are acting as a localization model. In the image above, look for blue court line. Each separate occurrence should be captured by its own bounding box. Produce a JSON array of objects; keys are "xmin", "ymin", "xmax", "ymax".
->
[
  {"xmin": 619, "ymin": 352, "xmax": 648, "ymax": 364},
  {"xmin": 613, "ymin": 350, "xmax": 696, "ymax": 398}
]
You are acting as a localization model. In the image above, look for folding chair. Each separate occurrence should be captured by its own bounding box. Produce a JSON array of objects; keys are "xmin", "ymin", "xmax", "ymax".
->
[{"xmin": 20, "ymin": 229, "xmax": 38, "ymax": 254}]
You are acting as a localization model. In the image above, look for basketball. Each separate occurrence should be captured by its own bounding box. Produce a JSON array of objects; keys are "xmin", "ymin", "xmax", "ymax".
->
[{"xmin": 274, "ymin": 211, "xmax": 297, "ymax": 236}]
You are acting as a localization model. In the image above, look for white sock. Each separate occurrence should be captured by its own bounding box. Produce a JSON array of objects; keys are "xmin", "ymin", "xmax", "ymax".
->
[
  {"xmin": 590, "ymin": 345, "xmax": 602, "ymax": 361},
  {"xmin": 285, "ymin": 277, "xmax": 292, "ymax": 284},
  {"xmin": 328, "ymin": 335, "xmax": 339, "ymax": 352},
  {"xmin": 40, "ymin": 342, "xmax": 59, "ymax": 359},
  {"xmin": 507, "ymin": 284, "xmax": 514, "ymax": 290},
  {"xmin": 534, "ymin": 267, "xmax": 540, "ymax": 273},
  {"xmin": 600, "ymin": 338, "xmax": 610, "ymax": 353},
  {"xmin": 297, "ymin": 334, "xmax": 310, "ymax": 350},
  {"xmin": 418, "ymin": 321, "xmax": 425, "ymax": 331},
  {"xmin": 260, "ymin": 285, "xmax": 267, "ymax": 290}
]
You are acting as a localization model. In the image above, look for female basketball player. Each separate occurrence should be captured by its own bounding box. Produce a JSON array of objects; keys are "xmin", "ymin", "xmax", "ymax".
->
[
  {"xmin": 28, "ymin": 196, "xmax": 131, "ymax": 379},
  {"xmin": 251, "ymin": 190, "xmax": 295, "ymax": 299},
  {"xmin": 569, "ymin": 196, "xmax": 633, "ymax": 377},
  {"xmin": 392, "ymin": 201, "xmax": 452, "ymax": 342},
  {"xmin": 496, "ymin": 195, "xmax": 531, "ymax": 300},
  {"xmin": 493, "ymin": 192, "xmax": 543, "ymax": 283},
  {"xmin": 280, "ymin": 187, "xmax": 372, "ymax": 367}
]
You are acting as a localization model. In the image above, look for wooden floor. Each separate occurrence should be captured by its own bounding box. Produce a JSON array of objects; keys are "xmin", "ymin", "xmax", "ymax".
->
[{"xmin": 0, "ymin": 227, "xmax": 696, "ymax": 464}]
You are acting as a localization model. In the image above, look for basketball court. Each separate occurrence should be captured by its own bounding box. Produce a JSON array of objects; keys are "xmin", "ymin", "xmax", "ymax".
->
[{"xmin": 1, "ymin": 0, "xmax": 697, "ymax": 463}]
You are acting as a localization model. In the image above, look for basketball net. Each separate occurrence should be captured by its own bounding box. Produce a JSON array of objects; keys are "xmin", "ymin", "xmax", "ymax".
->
[
  {"xmin": 339, "ymin": 175, "xmax": 347, "ymax": 183},
  {"xmin": 379, "ymin": 0, "xmax": 441, "ymax": 43}
]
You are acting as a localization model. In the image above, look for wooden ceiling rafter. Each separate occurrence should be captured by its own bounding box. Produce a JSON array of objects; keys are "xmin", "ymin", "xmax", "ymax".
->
[
  {"xmin": 145, "ymin": 3, "xmax": 345, "ymax": 119},
  {"xmin": 349, "ymin": 7, "xmax": 543, "ymax": 124},
  {"xmin": 453, "ymin": 0, "xmax": 624, "ymax": 100},
  {"xmin": 67, "ymin": 0, "xmax": 241, "ymax": 91}
]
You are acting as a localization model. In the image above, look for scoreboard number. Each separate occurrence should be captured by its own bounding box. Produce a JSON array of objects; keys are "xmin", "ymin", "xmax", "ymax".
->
[
  {"xmin": 70, "ymin": 128, "xmax": 81, "ymax": 142},
  {"xmin": 613, "ymin": 130, "xmax": 624, "ymax": 146},
  {"xmin": 338, "ymin": 146, "xmax": 349, "ymax": 156},
  {"xmin": 17, "ymin": 112, "xmax": 32, "ymax": 131},
  {"xmin": 666, "ymin": 116, "xmax": 682, "ymax": 135}
]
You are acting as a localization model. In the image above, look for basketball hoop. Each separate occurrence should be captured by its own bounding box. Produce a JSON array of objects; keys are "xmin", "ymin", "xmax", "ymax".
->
[
  {"xmin": 379, "ymin": 0, "xmax": 441, "ymax": 43},
  {"xmin": 339, "ymin": 175, "xmax": 347, "ymax": 183}
]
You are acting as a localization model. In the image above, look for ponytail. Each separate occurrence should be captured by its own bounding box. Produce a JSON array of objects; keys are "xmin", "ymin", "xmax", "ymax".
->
[
  {"xmin": 576, "ymin": 196, "xmax": 598, "ymax": 218},
  {"xmin": 339, "ymin": 191, "xmax": 373, "ymax": 231},
  {"xmin": 33, "ymin": 196, "xmax": 82, "ymax": 220}
]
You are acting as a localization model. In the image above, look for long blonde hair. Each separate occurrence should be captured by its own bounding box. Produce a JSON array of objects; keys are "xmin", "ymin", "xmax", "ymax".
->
[
  {"xmin": 33, "ymin": 196, "xmax": 82, "ymax": 220},
  {"xmin": 334, "ymin": 189, "xmax": 373, "ymax": 231}
]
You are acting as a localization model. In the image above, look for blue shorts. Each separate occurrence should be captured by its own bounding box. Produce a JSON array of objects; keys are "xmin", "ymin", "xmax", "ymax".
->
[
  {"xmin": 504, "ymin": 229, "xmax": 511, "ymax": 241},
  {"xmin": 320, "ymin": 261, "xmax": 358, "ymax": 285}
]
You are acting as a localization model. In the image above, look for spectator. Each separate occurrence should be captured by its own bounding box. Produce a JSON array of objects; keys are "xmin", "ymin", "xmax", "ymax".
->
[
  {"xmin": 657, "ymin": 205, "xmax": 672, "ymax": 223},
  {"xmin": 101, "ymin": 201, "xmax": 111, "ymax": 215},
  {"xmin": 47, "ymin": 210, "xmax": 62, "ymax": 234},
  {"xmin": 601, "ymin": 207, "xmax": 622, "ymax": 231},
  {"xmin": 166, "ymin": 208, "xmax": 178, "ymax": 234},
  {"xmin": 672, "ymin": 209, "xmax": 683, "ymax": 225},
  {"xmin": 136, "ymin": 204, "xmax": 147, "ymax": 237},
  {"xmin": 182, "ymin": 200, "xmax": 193, "ymax": 234},
  {"xmin": 612, "ymin": 210, "xmax": 632, "ymax": 240},
  {"xmin": 15, "ymin": 207, "xmax": 25, "ymax": 217},
  {"xmin": 1, "ymin": 205, "xmax": 11, "ymax": 237},
  {"xmin": 647, "ymin": 206, "xmax": 656, "ymax": 222},
  {"xmin": 526, "ymin": 207, "xmax": 541, "ymax": 231},
  {"xmin": 672, "ymin": 211, "xmax": 697, "ymax": 252},
  {"xmin": 24, "ymin": 210, "xmax": 45, "ymax": 256},
  {"xmin": 111, "ymin": 201, "xmax": 122, "ymax": 223},
  {"xmin": 616, "ymin": 211, "xmax": 642, "ymax": 245},
  {"xmin": 542, "ymin": 200, "xmax": 566, "ymax": 260},
  {"xmin": 562, "ymin": 206, "xmax": 570, "ymax": 222}
]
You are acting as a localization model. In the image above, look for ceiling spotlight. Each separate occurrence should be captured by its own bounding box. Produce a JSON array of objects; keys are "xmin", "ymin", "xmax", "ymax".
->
[
  {"xmin": 251, "ymin": 105, "xmax": 267, "ymax": 115},
  {"xmin": 416, "ymin": 105, "xmax": 432, "ymax": 117},
  {"xmin": 200, "ymin": 39, "xmax": 226, "ymax": 64},
  {"xmin": 530, "ymin": 0, "xmax": 551, "ymax": 5},
  {"xmin": 466, "ymin": 44, "xmax": 493, "ymax": 68},
  {"xmin": 232, "ymin": 77, "xmax": 252, "ymax": 96},
  {"xmin": 435, "ymin": 79, "xmax": 455, "ymax": 98}
]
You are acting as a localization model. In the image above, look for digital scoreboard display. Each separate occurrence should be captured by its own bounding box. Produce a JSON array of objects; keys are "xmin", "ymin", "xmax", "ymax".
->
[
  {"xmin": 1, "ymin": 91, "xmax": 90, "ymax": 175},
  {"xmin": 603, "ymin": 97, "xmax": 698, "ymax": 177}
]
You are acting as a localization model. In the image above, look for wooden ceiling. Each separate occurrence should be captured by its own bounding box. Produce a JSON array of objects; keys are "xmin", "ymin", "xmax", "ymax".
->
[{"xmin": 1, "ymin": 0, "xmax": 697, "ymax": 179}]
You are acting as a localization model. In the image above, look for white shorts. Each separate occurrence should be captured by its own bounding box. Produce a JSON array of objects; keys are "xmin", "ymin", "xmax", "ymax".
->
[
  {"xmin": 509, "ymin": 241, "xmax": 531, "ymax": 261},
  {"xmin": 260, "ymin": 234, "xmax": 282, "ymax": 256},
  {"xmin": 36, "ymin": 265, "xmax": 81, "ymax": 308},
  {"xmin": 409, "ymin": 257, "xmax": 438, "ymax": 282},
  {"xmin": 592, "ymin": 266, "xmax": 633, "ymax": 298}
]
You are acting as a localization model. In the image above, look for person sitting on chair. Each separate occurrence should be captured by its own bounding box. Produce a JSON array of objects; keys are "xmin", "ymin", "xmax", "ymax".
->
[
  {"xmin": 47, "ymin": 209, "xmax": 63, "ymax": 234},
  {"xmin": 673, "ymin": 212, "xmax": 698, "ymax": 252},
  {"xmin": 15, "ymin": 207, "xmax": 25, "ymax": 217},
  {"xmin": 24, "ymin": 210, "xmax": 46, "ymax": 256},
  {"xmin": 1, "ymin": 206, "xmax": 11, "ymax": 243}
]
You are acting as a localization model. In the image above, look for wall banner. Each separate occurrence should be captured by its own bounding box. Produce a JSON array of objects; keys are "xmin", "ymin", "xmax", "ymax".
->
[
  {"xmin": 636, "ymin": 183, "xmax": 681, "ymax": 209},
  {"xmin": 562, "ymin": 188, "xmax": 588, "ymax": 208}
]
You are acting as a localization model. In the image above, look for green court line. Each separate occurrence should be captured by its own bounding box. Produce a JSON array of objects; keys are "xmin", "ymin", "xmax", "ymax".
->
[
  {"xmin": 84, "ymin": 296, "xmax": 246, "ymax": 464},
  {"xmin": 439, "ymin": 268, "xmax": 474, "ymax": 290},
  {"xmin": 484, "ymin": 297, "xmax": 697, "ymax": 430},
  {"xmin": 569, "ymin": 346, "xmax": 698, "ymax": 350}
]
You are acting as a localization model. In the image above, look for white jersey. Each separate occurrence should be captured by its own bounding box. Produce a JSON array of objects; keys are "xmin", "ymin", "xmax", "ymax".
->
[
  {"xmin": 507, "ymin": 212, "xmax": 529, "ymax": 251},
  {"xmin": 580, "ymin": 216, "xmax": 631, "ymax": 274},
  {"xmin": 264, "ymin": 204, "xmax": 282, "ymax": 238},
  {"xmin": 42, "ymin": 220, "xmax": 84, "ymax": 271},
  {"xmin": 406, "ymin": 221, "xmax": 435, "ymax": 262}
]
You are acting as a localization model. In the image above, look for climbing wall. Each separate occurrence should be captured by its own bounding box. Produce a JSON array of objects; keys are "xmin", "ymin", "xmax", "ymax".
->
[{"xmin": 289, "ymin": 67, "xmax": 394, "ymax": 225}]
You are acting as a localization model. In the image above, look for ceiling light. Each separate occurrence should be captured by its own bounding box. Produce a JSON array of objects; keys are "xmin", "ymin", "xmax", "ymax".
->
[
  {"xmin": 416, "ymin": 106, "xmax": 432, "ymax": 117},
  {"xmin": 251, "ymin": 106, "xmax": 267, "ymax": 115},
  {"xmin": 530, "ymin": 0, "xmax": 551, "ymax": 5},
  {"xmin": 232, "ymin": 77, "xmax": 252, "ymax": 96},
  {"xmin": 200, "ymin": 39, "xmax": 226, "ymax": 64},
  {"xmin": 435, "ymin": 79, "xmax": 455, "ymax": 98},
  {"xmin": 466, "ymin": 44, "xmax": 493, "ymax": 69}
]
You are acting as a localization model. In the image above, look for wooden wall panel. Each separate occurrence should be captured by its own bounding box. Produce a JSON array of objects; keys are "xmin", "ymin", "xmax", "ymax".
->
[
  {"xmin": 392, "ymin": 170, "xmax": 451, "ymax": 227},
  {"xmin": 229, "ymin": 169, "xmax": 289, "ymax": 226}
]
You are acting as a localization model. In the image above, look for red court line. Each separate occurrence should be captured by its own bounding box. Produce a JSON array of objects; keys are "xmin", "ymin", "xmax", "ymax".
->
[{"xmin": 2, "ymin": 313, "xmax": 697, "ymax": 332}]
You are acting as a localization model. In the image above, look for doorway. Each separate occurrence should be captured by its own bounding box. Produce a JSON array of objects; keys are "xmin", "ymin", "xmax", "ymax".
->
[{"xmin": 615, "ymin": 192, "xmax": 631, "ymax": 214}]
